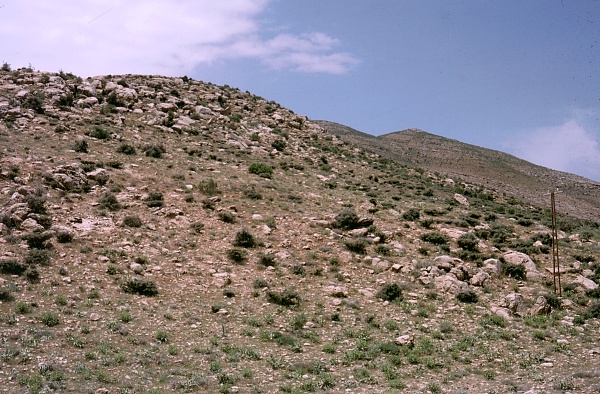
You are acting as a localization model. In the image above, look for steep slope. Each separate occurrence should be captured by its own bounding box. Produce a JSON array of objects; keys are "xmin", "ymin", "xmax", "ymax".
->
[
  {"xmin": 316, "ymin": 121, "xmax": 600, "ymax": 221},
  {"xmin": 1, "ymin": 69, "xmax": 600, "ymax": 394}
]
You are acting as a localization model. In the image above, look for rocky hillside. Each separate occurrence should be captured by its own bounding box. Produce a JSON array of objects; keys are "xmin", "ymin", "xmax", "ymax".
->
[
  {"xmin": 1, "ymin": 68, "xmax": 600, "ymax": 394},
  {"xmin": 315, "ymin": 121, "xmax": 600, "ymax": 222}
]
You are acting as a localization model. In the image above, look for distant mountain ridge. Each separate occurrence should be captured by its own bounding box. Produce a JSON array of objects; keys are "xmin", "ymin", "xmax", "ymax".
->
[{"xmin": 315, "ymin": 120, "xmax": 600, "ymax": 221}]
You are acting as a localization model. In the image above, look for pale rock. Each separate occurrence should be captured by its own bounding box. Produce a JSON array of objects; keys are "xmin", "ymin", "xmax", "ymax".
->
[
  {"xmin": 0, "ymin": 223, "xmax": 8, "ymax": 235},
  {"xmin": 20, "ymin": 218, "xmax": 44, "ymax": 232},
  {"xmin": 529, "ymin": 296, "xmax": 551, "ymax": 316},
  {"xmin": 503, "ymin": 251, "xmax": 544, "ymax": 281},
  {"xmin": 87, "ymin": 168, "xmax": 110, "ymax": 185},
  {"xmin": 326, "ymin": 285, "xmax": 348, "ymax": 298},
  {"xmin": 331, "ymin": 298, "xmax": 343, "ymax": 306},
  {"xmin": 156, "ymin": 102, "xmax": 177, "ymax": 112},
  {"xmin": 130, "ymin": 263, "xmax": 144, "ymax": 274},
  {"xmin": 434, "ymin": 255, "xmax": 460, "ymax": 271},
  {"xmin": 503, "ymin": 293, "xmax": 527, "ymax": 315},
  {"xmin": 434, "ymin": 274, "xmax": 468, "ymax": 295},
  {"xmin": 348, "ymin": 228, "xmax": 368, "ymax": 237},
  {"xmin": 261, "ymin": 225, "xmax": 272, "ymax": 235},
  {"xmin": 454, "ymin": 193, "xmax": 470, "ymax": 206},
  {"xmin": 115, "ymin": 87, "xmax": 138, "ymax": 106},
  {"xmin": 482, "ymin": 258, "xmax": 501, "ymax": 276},
  {"xmin": 574, "ymin": 275, "xmax": 598, "ymax": 290},
  {"xmin": 251, "ymin": 214, "xmax": 264, "ymax": 221},
  {"xmin": 470, "ymin": 271, "xmax": 490, "ymax": 287},
  {"xmin": 89, "ymin": 313, "xmax": 101, "ymax": 321},
  {"xmin": 76, "ymin": 97, "xmax": 99, "ymax": 108},
  {"xmin": 391, "ymin": 263, "xmax": 402, "ymax": 272},
  {"xmin": 358, "ymin": 288, "xmax": 374, "ymax": 298},
  {"xmin": 394, "ymin": 334, "xmax": 414, "ymax": 347},
  {"xmin": 489, "ymin": 306, "xmax": 512, "ymax": 321}
]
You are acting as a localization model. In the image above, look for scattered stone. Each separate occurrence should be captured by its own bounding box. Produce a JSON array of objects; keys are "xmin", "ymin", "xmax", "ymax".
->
[
  {"xmin": 453, "ymin": 193, "xmax": 469, "ymax": 206},
  {"xmin": 394, "ymin": 334, "xmax": 414, "ymax": 347},
  {"xmin": 529, "ymin": 296, "xmax": 551, "ymax": 316}
]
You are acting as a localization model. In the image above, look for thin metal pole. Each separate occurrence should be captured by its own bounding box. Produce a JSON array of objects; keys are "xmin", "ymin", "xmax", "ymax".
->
[{"xmin": 546, "ymin": 190, "xmax": 562, "ymax": 296}]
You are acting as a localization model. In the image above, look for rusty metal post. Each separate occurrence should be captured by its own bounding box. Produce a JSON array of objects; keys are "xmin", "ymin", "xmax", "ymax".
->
[{"xmin": 545, "ymin": 190, "xmax": 563, "ymax": 296}]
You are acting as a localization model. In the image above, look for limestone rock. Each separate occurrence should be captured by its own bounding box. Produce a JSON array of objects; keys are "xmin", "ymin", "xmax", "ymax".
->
[
  {"xmin": 454, "ymin": 193, "xmax": 470, "ymax": 206},
  {"xmin": 502, "ymin": 293, "xmax": 527, "ymax": 315},
  {"xmin": 470, "ymin": 271, "xmax": 490, "ymax": 287},
  {"xmin": 503, "ymin": 251, "xmax": 544, "ymax": 281},
  {"xmin": 395, "ymin": 334, "xmax": 414, "ymax": 347},
  {"xmin": 434, "ymin": 274, "xmax": 468, "ymax": 295},
  {"xmin": 529, "ymin": 296, "xmax": 551, "ymax": 316},
  {"xmin": 573, "ymin": 275, "xmax": 598, "ymax": 290}
]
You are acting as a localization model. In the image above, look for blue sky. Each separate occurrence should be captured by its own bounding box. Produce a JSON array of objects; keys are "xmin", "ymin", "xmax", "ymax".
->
[{"xmin": 2, "ymin": 1, "xmax": 599, "ymax": 180}]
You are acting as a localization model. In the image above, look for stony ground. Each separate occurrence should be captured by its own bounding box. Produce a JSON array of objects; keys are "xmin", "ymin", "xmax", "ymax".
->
[{"xmin": 1, "ymin": 68, "xmax": 600, "ymax": 394}]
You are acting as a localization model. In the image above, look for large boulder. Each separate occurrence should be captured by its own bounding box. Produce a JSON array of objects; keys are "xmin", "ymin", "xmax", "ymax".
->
[
  {"xmin": 529, "ymin": 296, "xmax": 551, "ymax": 316},
  {"xmin": 503, "ymin": 251, "xmax": 544, "ymax": 281},
  {"xmin": 573, "ymin": 275, "xmax": 598, "ymax": 291},
  {"xmin": 434, "ymin": 274, "xmax": 468, "ymax": 295},
  {"xmin": 43, "ymin": 163, "xmax": 89, "ymax": 192}
]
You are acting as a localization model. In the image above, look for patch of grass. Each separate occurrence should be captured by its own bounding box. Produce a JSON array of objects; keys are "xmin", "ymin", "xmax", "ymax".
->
[
  {"xmin": 456, "ymin": 289, "xmax": 478, "ymax": 303},
  {"xmin": 144, "ymin": 192, "xmax": 164, "ymax": 207},
  {"xmin": 248, "ymin": 162, "xmax": 273, "ymax": 178},
  {"xmin": 344, "ymin": 238, "xmax": 368, "ymax": 254},
  {"xmin": 227, "ymin": 248, "xmax": 247, "ymax": 264},
  {"xmin": 198, "ymin": 179, "xmax": 220, "ymax": 196},
  {"xmin": 420, "ymin": 231, "xmax": 450, "ymax": 246},
  {"xmin": 123, "ymin": 215, "xmax": 143, "ymax": 227},
  {"xmin": 98, "ymin": 192, "xmax": 121, "ymax": 211},
  {"xmin": 376, "ymin": 283, "xmax": 403, "ymax": 302}
]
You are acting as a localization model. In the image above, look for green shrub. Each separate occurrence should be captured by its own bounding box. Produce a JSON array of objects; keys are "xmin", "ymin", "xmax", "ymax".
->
[
  {"xmin": 89, "ymin": 126, "xmax": 111, "ymax": 140},
  {"xmin": 144, "ymin": 192, "xmax": 164, "ymax": 207},
  {"xmin": 502, "ymin": 263, "xmax": 526, "ymax": 280},
  {"xmin": 25, "ymin": 249, "xmax": 51, "ymax": 266},
  {"xmin": 99, "ymin": 192, "xmax": 121, "ymax": 211},
  {"xmin": 248, "ymin": 162, "xmax": 273, "ymax": 178},
  {"xmin": 117, "ymin": 142, "xmax": 136, "ymax": 155},
  {"xmin": 0, "ymin": 259, "xmax": 27, "ymax": 275},
  {"xmin": 40, "ymin": 311, "xmax": 60, "ymax": 327},
  {"xmin": 227, "ymin": 248, "xmax": 247, "ymax": 264},
  {"xmin": 267, "ymin": 289, "xmax": 300, "ymax": 307},
  {"xmin": 456, "ymin": 290, "xmax": 478, "ymax": 303},
  {"xmin": 56, "ymin": 231, "xmax": 74, "ymax": 243},
  {"xmin": 271, "ymin": 139, "xmax": 286, "ymax": 151},
  {"xmin": 73, "ymin": 139, "xmax": 89, "ymax": 153},
  {"xmin": 15, "ymin": 301, "xmax": 33, "ymax": 314},
  {"xmin": 0, "ymin": 287, "xmax": 14, "ymax": 302},
  {"xmin": 376, "ymin": 283, "xmax": 403, "ymax": 302},
  {"xmin": 243, "ymin": 187, "xmax": 262, "ymax": 200},
  {"xmin": 402, "ymin": 208, "xmax": 420, "ymax": 221},
  {"xmin": 420, "ymin": 232, "xmax": 450, "ymax": 246},
  {"xmin": 258, "ymin": 254, "xmax": 277, "ymax": 267},
  {"xmin": 344, "ymin": 238, "xmax": 368, "ymax": 254},
  {"xmin": 143, "ymin": 143, "xmax": 166, "ymax": 158},
  {"xmin": 197, "ymin": 179, "xmax": 220, "ymax": 196},
  {"xmin": 234, "ymin": 229, "xmax": 257, "ymax": 248},
  {"xmin": 332, "ymin": 208, "xmax": 373, "ymax": 230},
  {"xmin": 218, "ymin": 211, "xmax": 236, "ymax": 223},
  {"xmin": 24, "ymin": 231, "xmax": 53, "ymax": 249},
  {"xmin": 190, "ymin": 222, "xmax": 204, "ymax": 234},
  {"xmin": 123, "ymin": 215, "xmax": 143, "ymax": 227},
  {"xmin": 457, "ymin": 233, "xmax": 479, "ymax": 251},
  {"xmin": 121, "ymin": 277, "xmax": 159, "ymax": 296}
]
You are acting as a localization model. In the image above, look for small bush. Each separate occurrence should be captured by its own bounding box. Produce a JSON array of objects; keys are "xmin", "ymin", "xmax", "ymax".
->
[
  {"xmin": 456, "ymin": 290, "xmax": 478, "ymax": 303},
  {"xmin": 457, "ymin": 233, "xmax": 479, "ymax": 251},
  {"xmin": 123, "ymin": 215, "xmax": 143, "ymax": 227},
  {"xmin": 332, "ymin": 208, "xmax": 373, "ymax": 230},
  {"xmin": 197, "ymin": 179, "xmax": 220, "ymax": 196},
  {"xmin": 243, "ymin": 187, "xmax": 262, "ymax": 200},
  {"xmin": 218, "ymin": 211, "xmax": 236, "ymax": 223},
  {"xmin": 89, "ymin": 126, "xmax": 111, "ymax": 140},
  {"xmin": 344, "ymin": 238, "xmax": 368, "ymax": 254},
  {"xmin": 73, "ymin": 139, "xmax": 89, "ymax": 153},
  {"xmin": 25, "ymin": 249, "xmax": 51, "ymax": 266},
  {"xmin": 258, "ymin": 254, "xmax": 277, "ymax": 267},
  {"xmin": 55, "ymin": 231, "xmax": 74, "ymax": 243},
  {"xmin": 144, "ymin": 192, "xmax": 164, "ymax": 207},
  {"xmin": 0, "ymin": 287, "xmax": 14, "ymax": 302},
  {"xmin": 0, "ymin": 259, "xmax": 27, "ymax": 275},
  {"xmin": 267, "ymin": 289, "xmax": 301, "ymax": 307},
  {"xmin": 15, "ymin": 301, "xmax": 33, "ymax": 314},
  {"xmin": 503, "ymin": 263, "xmax": 526, "ymax": 280},
  {"xmin": 227, "ymin": 248, "xmax": 247, "ymax": 264},
  {"xmin": 420, "ymin": 231, "xmax": 450, "ymax": 246},
  {"xmin": 402, "ymin": 209, "xmax": 420, "ymax": 221},
  {"xmin": 117, "ymin": 142, "xmax": 136, "ymax": 155},
  {"xmin": 253, "ymin": 278, "xmax": 269, "ymax": 289},
  {"xmin": 40, "ymin": 311, "xmax": 60, "ymax": 327},
  {"xmin": 376, "ymin": 283, "xmax": 403, "ymax": 302},
  {"xmin": 25, "ymin": 193, "xmax": 47, "ymax": 214},
  {"xmin": 121, "ymin": 277, "xmax": 159, "ymax": 296},
  {"xmin": 190, "ymin": 222, "xmax": 204, "ymax": 234},
  {"xmin": 234, "ymin": 229, "xmax": 257, "ymax": 248},
  {"xmin": 271, "ymin": 139, "xmax": 286, "ymax": 151},
  {"xmin": 99, "ymin": 192, "xmax": 121, "ymax": 211},
  {"xmin": 248, "ymin": 162, "xmax": 273, "ymax": 178},
  {"xmin": 143, "ymin": 143, "xmax": 166, "ymax": 158},
  {"xmin": 23, "ymin": 231, "xmax": 53, "ymax": 249}
]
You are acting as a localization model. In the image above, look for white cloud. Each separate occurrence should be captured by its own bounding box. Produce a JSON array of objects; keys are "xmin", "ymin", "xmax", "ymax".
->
[
  {"xmin": 0, "ymin": 0, "xmax": 357, "ymax": 76},
  {"xmin": 505, "ymin": 119, "xmax": 600, "ymax": 181}
]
